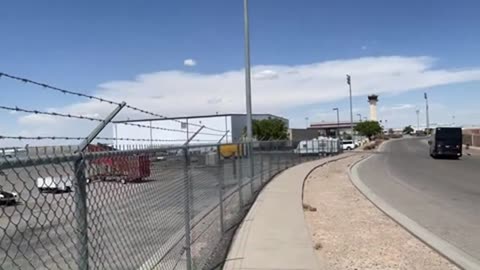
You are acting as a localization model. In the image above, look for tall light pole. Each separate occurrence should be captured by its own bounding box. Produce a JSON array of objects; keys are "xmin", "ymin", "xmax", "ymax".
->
[
  {"xmin": 243, "ymin": 0, "xmax": 255, "ymax": 196},
  {"xmin": 416, "ymin": 109, "xmax": 420, "ymax": 130},
  {"xmin": 243, "ymin": 0, "xmax": 253, "ymax": 143},
  {"xmin": 424, "ymin": 92, "xmax": 430, "ymax": 132},
  {"xmin": 333, "ymin": 108, "xmax": 339, "ymax": 138},
  {"xmin": 305, "ymin": 117, "xmax": 309, "ymax": 128},
  {"xmin": 357, "ymin": 113, "xmax": 362, "ymax": 122},
  {"xmin": 347, "ymin": 75, "xmax": 354, "ymax": 143}
]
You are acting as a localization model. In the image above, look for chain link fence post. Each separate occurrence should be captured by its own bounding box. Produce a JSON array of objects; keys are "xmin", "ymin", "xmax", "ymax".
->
[
  {"xmin": 183, "ymin": 147, "xmax": 193, "ymax": 270},
  {"xmin": 275, "ymin": 142, "xmax": 280, "ymax": 172},
  {"xmin": 260, "ymin": 150, "xmax": 264, "ymax": 184},
  {"xmin": 237, "ymin": 144, "xmax": 244, "ymax": 208},
  {"xmin": 267, "ymin": 142, "xmax": 272, "ymax": 179},
  {"xmin": 217, "ymin": 145, "xmax": 225, "ymax": 234},
  {"xmin": 73, "ymin": 154, "xmax": 89, "ymax": 270},
  {"xmin": 232, "ymin": 148, "xmax": 237, "ymax": 180},
  {"xmin": 248, "ymin": 142, "xmax": 255, "ymax": 196}
]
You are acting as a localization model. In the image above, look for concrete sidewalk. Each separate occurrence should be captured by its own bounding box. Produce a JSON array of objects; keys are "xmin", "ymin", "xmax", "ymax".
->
[{"xmin": 223, "ymin": 155, "xmax": 349, "ymax": 270}]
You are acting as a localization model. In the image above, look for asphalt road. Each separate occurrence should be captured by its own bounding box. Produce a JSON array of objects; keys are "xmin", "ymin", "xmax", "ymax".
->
[
  {"xmin": 0, "ymin": 151, "xmax": 297, "ymax": 270},
  {"xmin": 357, "ymin": 137, "xmax": 480, "ymax": 261}
]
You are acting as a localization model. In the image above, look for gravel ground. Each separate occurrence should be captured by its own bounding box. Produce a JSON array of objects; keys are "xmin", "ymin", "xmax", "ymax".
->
[{"xmin": 303, "ymin": 154, "xmax": 459, "ymax": 270}]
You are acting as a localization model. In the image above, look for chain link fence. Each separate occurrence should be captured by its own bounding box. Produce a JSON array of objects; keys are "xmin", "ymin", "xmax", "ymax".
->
[{"xmin": 0, "ymin": 140, "xmax": 341, "ymax": 270}]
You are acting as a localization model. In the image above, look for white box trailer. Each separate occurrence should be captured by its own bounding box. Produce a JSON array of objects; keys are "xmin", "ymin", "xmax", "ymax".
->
[
  {"xmin": 37, "ymin": 175, "xmax": 73, "ymax": 193},
  {"xmin": 294, "ymin": 137, "xmax": 339, "ymax": 155}
]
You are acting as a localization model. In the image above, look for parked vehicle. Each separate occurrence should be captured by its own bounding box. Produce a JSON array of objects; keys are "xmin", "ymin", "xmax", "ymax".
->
[
  {"xmin": 87, "ymin": 144, "xmax": 151, "ymax": 184},
  {"xmin": 37, "ymin": 175, "xmax": 73, "ymax": 193},
  {"xmin": 294, "ymin": 137, "xmax": 339, "ymax": 155},
  {"xmin": 428, "ymin": 127, "xmax": 462, "ymax": 158},
  {"xmin": 0, "ymin": 190, "xmax": 18, "ymax": 205},
  {"xmin": 342, "ymin": 140, "xmax": 356, "ymax": 150}
]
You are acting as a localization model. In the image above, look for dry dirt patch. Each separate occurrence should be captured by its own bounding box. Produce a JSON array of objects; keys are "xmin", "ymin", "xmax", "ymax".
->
[{"xmin": 304, "ymin": 154, "xmax": 458, "ymax": 270}]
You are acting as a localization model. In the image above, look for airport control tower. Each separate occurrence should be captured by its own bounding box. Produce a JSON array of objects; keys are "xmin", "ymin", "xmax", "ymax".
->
[{"xmin": 368, "ymin": 94, "xmax": 379, "ymax": 121}]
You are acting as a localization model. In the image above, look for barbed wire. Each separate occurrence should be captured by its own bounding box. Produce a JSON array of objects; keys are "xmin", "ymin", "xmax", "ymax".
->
[
  {"xmin": 0, "ymin": 104, "xmax": 224, "ymax": 136},
  {"xmin": 0, "ymin": 105, "xmax": 105, "ymax": 122},
  {"xmin": 0, "ymin": 135, "xmax": 219, "ymax": 143},
  {"xmin": 184, "ymin": 122, "xmax": 225, "ymax": 133},
  {"xmin": 0, "ymin": 72, "xmax": 120, "ymax": 105},
  {"xmin": 120, "ymin": 122, "xmax": 224, "ymax": 136},
  {"xmin": 0, "ymin": 135, "xmax": 85, "ymax": 141},
  {"xmin": 0, "ymin": 72, "xmax": 227, "ymax": 132}
]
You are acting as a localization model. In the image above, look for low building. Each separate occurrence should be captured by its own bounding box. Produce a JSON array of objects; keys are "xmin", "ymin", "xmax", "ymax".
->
[
  {"xmin": 308, "ymin": 121, "xmax": 361, "ymax": 138},
  {"xmin": 112, "ymin": 113, "xmax": 288, "ymax": 146}
]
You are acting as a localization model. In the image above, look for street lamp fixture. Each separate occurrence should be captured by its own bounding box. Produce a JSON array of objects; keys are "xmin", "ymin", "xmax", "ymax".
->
[
  {"xmin": 357, "ymin": 113, "xmax": 362, "ymax": 122},
  {"xmin": 424, "ymin": 92, "xmax": 430, "ymax": 131},
  {"xmin": 346, "ymin": 74, "xmax": 354, "ymax": 144}
]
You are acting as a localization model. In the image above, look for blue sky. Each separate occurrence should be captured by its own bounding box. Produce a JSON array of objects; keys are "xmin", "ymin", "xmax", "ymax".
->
[{"xmin": 1, "ymin": 0, "xmax": 480, "ymax": 144}]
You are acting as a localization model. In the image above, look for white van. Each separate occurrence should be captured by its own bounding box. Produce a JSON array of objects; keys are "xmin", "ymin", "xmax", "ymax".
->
[
  {"xmin": 342, "ymin": 140, "xmax": 356, "ymax": 150},
  {"xmin": 37, "ymin": 175, "xmax": 73, "ymax": 193}
]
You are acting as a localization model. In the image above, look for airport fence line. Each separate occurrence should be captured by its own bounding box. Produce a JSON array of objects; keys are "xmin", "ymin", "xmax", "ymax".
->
[{"xmin": 0, "ymin": 139, "xmax": 341, "ymax": 270}]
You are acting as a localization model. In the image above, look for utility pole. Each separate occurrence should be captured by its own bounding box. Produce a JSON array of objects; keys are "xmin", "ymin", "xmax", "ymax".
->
[
  {"xmin": 305, "ymin": 117, "xmax": 309, "ymax": 128},
  {"xmin": 333, "ymin": 108, "xmax": 340, "ymax": 138},
  {"xmin": 347, "ymin": 75, "xmax": 354, "ymax": 143},
  {"xmin": 416, "ymin": 109, "xmax": 420, "ymax": 130},
  {"xmin": 424, "ymin": 92, "xmax": 430, "ymax": 132}
]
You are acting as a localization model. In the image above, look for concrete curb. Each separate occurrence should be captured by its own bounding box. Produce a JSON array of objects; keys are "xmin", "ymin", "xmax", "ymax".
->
[
  {"xmin": 301, "ymin": 153, "xmax": 356, "ymax": 202},
  {"xmin": 348, "ymin": 142, "xmax": 480, "ymax": 270}
]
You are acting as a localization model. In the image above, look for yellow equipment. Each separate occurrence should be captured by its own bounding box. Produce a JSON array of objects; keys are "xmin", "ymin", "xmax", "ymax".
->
[{"xmin": 219, "ymin": 144, "xmax": 245, "ymax": 158}]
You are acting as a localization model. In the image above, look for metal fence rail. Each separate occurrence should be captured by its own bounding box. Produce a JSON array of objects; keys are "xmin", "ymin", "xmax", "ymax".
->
[{"xmin": 0, "ymin": 140, "xmax": 340, "ymax": 270}]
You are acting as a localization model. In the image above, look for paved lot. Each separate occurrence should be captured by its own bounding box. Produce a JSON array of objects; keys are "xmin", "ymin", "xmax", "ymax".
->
[
  {"xmin": 357, "ymin": 138, "xmax": 480, "ymax": 261},
  {"xmin": 0, "ymin": 152, "xmax": 292, "ymax": 269}
]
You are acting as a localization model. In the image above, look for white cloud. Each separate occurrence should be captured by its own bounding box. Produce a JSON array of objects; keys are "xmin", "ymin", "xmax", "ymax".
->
[
  {"xmin": 6, "ymin": 55, "xmax": 480, "ymax": 145},
  {"xmin": 253, "ymin": 69, "xmax": 279, "ymax": 80},
  {"xmin": 183, "ymin": 59, "xmax": 197, "ymax": 67},
  {"xmin": 361, "ymin": 45, "xmax": 368, "ymax": 50},
  {"xmin": 380, "ymin": 104, "xmax": 415, "ymax": 112}
]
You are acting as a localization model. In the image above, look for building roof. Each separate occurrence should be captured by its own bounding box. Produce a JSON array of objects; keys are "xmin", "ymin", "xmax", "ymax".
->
[{"xmin": 309, "ymin": 121, "xmax": 360, "ymax": 129}]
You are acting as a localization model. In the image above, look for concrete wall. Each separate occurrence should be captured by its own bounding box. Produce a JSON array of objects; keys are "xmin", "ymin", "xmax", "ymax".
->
[
  {"xmin": 231, "ymin": 115, "xmax": 247, "ymax": 142},
  {"xmin": 463, "ymin": 134, "xmax": 480, "ymax": 147}
]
